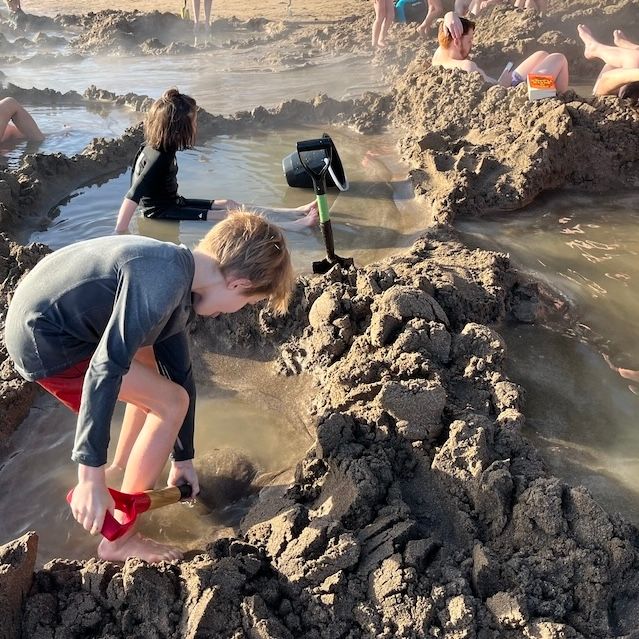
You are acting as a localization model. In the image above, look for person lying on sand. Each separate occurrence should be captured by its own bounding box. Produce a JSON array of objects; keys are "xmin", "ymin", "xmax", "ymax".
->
[
  {"xmin": 432, "ymin": 12, "xmax": 569, "ymax": 91},
  {"xmin": 578, "ymin": 24, "xmax": 639, "ymax": 99},
  {"xmin": 115, "ymin": 88, "xmax": 318, "ymax": 234},
  {"xmin": 5, "ymin": 211, "xmax": 294, "ymax": 563},
  {"xmin": 0, "ymin": 97, "xmax": 44, "ymax": 144}
]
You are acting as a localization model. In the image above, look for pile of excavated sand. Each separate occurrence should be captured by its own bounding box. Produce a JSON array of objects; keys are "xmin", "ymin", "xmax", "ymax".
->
[{"xmin": 1, "ymin": 0, "xmax": 639, "ymax": 636}]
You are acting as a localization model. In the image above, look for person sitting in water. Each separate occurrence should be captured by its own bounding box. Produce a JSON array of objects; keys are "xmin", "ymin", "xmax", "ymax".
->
[
  {"xmin": 432, "ymin": 12, "xmax": 569, "ymax": 91},
  {"xmin": 577, "ymin": 24, "xmax": 639, "ymax": 100},
  {"xmin": 5, "ymin": 211, "xmax": 295, "ymax": 563},
  {"xmin": 114, "ymin": 88, "xmax": 318, "ymax": 234},
  {"xmin": 0, "ymin": 97, "xmax": 44, "ymax": 144}
]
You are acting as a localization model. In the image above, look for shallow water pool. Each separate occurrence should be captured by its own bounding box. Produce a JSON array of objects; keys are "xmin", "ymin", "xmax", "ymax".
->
[
  {"xmin": 459, "ymin": 190, "xmax": 639, "ymax": 523},
  {"xmin": 3, "ymin": 49, "xmax": 384, "ymax": 115},
  {"xmin": 0, "ymin": 355, "xmax": 312, "ymax": 565},
  {"xmin": 28, "ymin": 125, "xmax": 426, "ymax": 272}
]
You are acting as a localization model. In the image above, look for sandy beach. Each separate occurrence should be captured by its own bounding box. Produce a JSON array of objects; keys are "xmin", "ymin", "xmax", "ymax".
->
[
  {"xmin": 1, "ymin": 0, "xmax": 639, "ymax": 637},
  {"xmin": 25, "ymin": 0, "xmax": 366, "ymax": 21}
]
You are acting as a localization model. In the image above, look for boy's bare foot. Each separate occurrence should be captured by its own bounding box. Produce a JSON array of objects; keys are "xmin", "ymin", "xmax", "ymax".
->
[
  {"xmin": 98, "ymin": 532, "xmax": 183, "ymax": 563},
  {"xmin": 613, "ymin": 29, "xmax": 639, "ymax": 50},
  {"xmin": 577, "ymin": 24, "xmax": 597, "ymax": 60}
]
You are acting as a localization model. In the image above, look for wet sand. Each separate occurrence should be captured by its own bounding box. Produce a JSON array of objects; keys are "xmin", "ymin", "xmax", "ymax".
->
[{"xmin": 2, "ymin": 1, "xmax": 639, "ymax": 638}]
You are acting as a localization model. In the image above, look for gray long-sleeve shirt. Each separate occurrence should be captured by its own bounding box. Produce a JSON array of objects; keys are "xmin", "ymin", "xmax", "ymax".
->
[{"xmin": 4, "ymin": 235, "xmax": 196, "ymax": 467}]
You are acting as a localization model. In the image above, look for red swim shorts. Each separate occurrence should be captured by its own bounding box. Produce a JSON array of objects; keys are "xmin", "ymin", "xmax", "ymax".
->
[{"xmin": 36, "ymin": 358, "xmax": 92, "ymax": 413}]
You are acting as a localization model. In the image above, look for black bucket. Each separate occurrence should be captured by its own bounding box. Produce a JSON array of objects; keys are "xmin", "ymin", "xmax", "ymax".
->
[{"xmin": 282, "ymin": 134, "xmax": 346, "ymax": 189}]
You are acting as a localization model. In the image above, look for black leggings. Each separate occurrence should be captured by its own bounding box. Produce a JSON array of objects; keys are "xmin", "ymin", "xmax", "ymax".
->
[{"xmin": 145, "ymin": 196, "xmax": 214, "ymax": 221}]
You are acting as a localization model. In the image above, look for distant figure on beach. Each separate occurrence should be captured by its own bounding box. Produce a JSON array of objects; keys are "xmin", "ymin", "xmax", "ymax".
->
[
  {"xmin": 190, "ymin": 0, "xmax": 212, "ymax": 33},
  {"xmin": 512, "ymin": 0, "xmax": 546, "ymax": 11},
  {"xmin": 4, "ymin": 211, "xmax": 295, "ymax": 563},
  {"xmin": 3, "ymin": 0, "xmax": 21, "ymax": 13},
  {"xmin": 578, "ymin": 24, "xmax": 639, "ymax": 100},
  {"xmin": 0, "ymin": 97, "xmax": 44, "ymax": 144},
  {"xmin": 114, "ymin": 88, "xmax": 318, "ymax": 234},
  {"xmin": 432, "ymin": 12, "xmax": 569, "ymax": 91},
  {"xmin": 416, "ymin": 0, "xmax": 503, "ymax": 38},
  {"xmin": 371, "ymin": 0, "xmax": 394, "ymax": 48}
]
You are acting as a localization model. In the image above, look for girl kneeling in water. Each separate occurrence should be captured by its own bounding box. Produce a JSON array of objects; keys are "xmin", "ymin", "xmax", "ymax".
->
[{"xmin": 115, "ymin": 88, "xmax": 318, "ymax": 234}]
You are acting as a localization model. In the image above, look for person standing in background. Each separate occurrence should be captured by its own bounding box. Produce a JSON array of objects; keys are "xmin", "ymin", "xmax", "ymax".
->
[
  {"xmin": 371, "ymin": 0, "xmax": 394, "ymax": 48},
  {"xmin": 191, "ymin": 0, "xmax": 213, "ymax": 34}
]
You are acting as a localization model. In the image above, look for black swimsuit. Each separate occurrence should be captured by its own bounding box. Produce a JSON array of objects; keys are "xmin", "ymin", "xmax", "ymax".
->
[{"xmin": 126, "ymin": 145, "xmax": 214, "ymax": 221}]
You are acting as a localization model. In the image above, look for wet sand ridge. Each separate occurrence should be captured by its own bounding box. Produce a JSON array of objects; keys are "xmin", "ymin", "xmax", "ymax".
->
[{"xmin": 1, "ymin": 1, "xmax": 639, "ymax": 637}]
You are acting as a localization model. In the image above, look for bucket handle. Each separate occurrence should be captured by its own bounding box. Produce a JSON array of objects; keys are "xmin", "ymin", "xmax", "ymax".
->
[{"xmin": 326, "ymin": 159, "xmax": 349, "ymax": 192}]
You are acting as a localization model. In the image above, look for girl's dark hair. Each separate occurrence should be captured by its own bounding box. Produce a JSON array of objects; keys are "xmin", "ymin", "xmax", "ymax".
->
[{"xmin": 144, "ymin": 88, "xmax": 197, "ymax": 152}]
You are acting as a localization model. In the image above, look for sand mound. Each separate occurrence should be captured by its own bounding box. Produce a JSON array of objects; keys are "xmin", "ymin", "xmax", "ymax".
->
[{"xmin": 392, "ymin": 65, "xmax": 639, "ymax": 224}]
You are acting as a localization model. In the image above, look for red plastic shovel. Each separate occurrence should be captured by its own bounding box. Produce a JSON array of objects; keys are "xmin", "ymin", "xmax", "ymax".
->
[{"xmin": 66, "ymin": 483, "xmax": 193, "ymax": 541}]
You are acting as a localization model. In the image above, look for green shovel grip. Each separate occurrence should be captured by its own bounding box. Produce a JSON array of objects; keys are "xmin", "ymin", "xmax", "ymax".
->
[{"xmin": 317, "ymin": 194, "xmax": 330, "ymax": 224}]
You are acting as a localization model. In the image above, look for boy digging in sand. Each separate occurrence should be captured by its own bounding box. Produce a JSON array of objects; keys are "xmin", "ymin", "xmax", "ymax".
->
[{"xmin": 4, "ymin": 211, "xmax": 294, "ymax": 562}]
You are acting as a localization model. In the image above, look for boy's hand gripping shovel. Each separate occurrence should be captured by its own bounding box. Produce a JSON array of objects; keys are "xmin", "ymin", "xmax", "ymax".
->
[
  {"xmin": 296, "ymin": 137, "xmax": 354, "ymax": 274},
  {"xmin": 66, "ymin": 483, "xmax": 193, "ymax": 541}
]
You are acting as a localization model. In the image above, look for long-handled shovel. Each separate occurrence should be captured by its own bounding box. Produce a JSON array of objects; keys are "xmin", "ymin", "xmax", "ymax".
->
[
  {"xmin": 296, "ymin": 136, "xmax": 354, "ymax": 274},
  {"xmin": 66, "ymin": 483, "xmax": 193, "ymax": 541}
]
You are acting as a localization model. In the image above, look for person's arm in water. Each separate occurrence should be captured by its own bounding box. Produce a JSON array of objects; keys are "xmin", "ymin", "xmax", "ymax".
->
[
  {"xmin": 115, "ymin": 147, "xmax": 169, "ymax": 233},
  {"xmin": 114, "ymin": 198, "xmax": 138, "ymax": 234},
  {"xmin": 603, "ymin": 353, "xmax": 639, "ymax": 382}
]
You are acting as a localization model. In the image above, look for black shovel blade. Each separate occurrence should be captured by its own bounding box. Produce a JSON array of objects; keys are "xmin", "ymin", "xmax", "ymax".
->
[{"xmin": 312, "ymin": 255, "xmax": 355, "ymax": 274}]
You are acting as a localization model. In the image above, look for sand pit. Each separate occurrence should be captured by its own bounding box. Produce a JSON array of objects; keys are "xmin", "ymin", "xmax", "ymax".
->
[{"xmin": 1, "ymin": 1, "xmax": 639, "ymax": 637}]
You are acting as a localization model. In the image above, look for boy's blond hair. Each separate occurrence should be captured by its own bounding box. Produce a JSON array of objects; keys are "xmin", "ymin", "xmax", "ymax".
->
[{"xmin": 197, "ymin": 211, "xmax": 295, "ymax": 315}]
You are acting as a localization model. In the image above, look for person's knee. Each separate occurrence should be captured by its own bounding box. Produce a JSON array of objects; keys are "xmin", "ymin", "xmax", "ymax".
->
[
  {"xmin": 0, "ymin": 97, "xmax": 18, "ymax": 114},
  {"xmin": 156, "ymin": 383, "xmax": 190, "ymax": 424}
]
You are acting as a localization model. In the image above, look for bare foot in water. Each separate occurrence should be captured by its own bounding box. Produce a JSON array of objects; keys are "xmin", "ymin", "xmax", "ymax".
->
[
  {"xmin": 577, "ymin": 24, "xmax": 597, "ymax": 59},
  {"xmin": 295, "ymin": 201, "xmax": 318, "ymax": 216},
  {"xmin": 613, "ymin": 29, "xmax": 639, "ymax": 50},
  {"xmin": 291, "ymin": 202, "xmax": 319, "ymax": 228},
  {"xmin": 98, "ymin": 531, "xmax": 183, "ymax": 563}
]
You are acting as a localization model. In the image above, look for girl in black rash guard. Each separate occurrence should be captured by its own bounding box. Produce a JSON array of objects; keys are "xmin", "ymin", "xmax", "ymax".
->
[{"xmin": 115, "ymin": 88, "xmax": 318, "ymax": 233}]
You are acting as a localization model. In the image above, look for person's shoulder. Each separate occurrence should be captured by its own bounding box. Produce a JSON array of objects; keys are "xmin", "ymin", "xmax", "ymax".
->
[{"xmin": 458, "ymin": 59, "xmax": 479, "ymax": 72}]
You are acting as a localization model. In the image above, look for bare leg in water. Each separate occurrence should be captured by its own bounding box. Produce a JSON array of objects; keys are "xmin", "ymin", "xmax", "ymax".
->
[
  {"xmin": 0, "ymin": 98, "xmax": 44, "ymax": 143},
  {"xmin": 208, "ymin": 199, "xmax": 319, "ymax": 231},
  {"xmin": 97, "ymin": 354, "xmax": 190, "ymax": 563}
]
